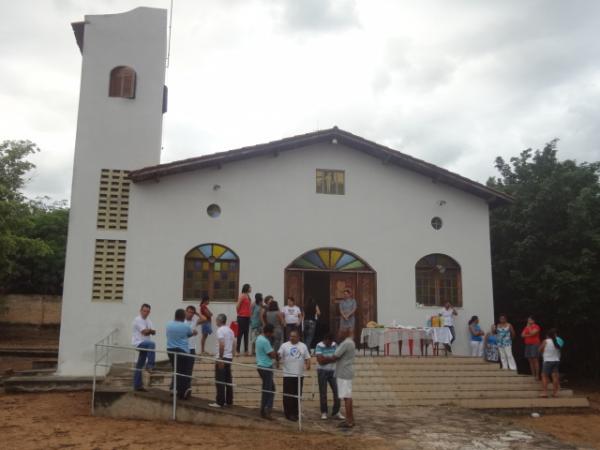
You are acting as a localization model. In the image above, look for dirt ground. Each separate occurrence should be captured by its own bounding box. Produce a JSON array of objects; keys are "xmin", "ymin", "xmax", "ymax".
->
[
  {"xmin": 2, "ymin": 390, "xmax": 598, "ymax": 450},
  {"xmin": 511, "ymin": 385, "xmax": 600, "ymax": 450},
  {"xmin": 0, "ymin": 391, "xmax": 390, "ymax": 450}
]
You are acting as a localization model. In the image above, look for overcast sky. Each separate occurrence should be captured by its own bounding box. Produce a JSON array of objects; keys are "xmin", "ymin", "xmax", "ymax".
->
[{"xmin": 2, "ymin": 0, "xmax": 599, "ymax": 202}]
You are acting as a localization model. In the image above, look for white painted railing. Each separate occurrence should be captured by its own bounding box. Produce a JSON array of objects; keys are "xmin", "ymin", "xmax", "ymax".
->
[{"xmin": 91, "ymin": 340, "xmax": 307, "ymax": 431}]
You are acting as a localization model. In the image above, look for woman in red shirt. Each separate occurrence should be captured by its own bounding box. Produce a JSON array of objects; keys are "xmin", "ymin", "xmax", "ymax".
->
[
  {"xmin": 521, "ymin": 316, "xmax": 541, "ymax": 379},
  {"xmin": 236, "ymin": 283, "xmax": 252, "ymax": 356}
]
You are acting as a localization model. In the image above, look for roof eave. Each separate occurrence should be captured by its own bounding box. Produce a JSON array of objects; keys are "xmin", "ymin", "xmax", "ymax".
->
[
  {"xmin": 128, "ymin": 128, "xmax": 514, "ymax": 206},
  {"xmin": 71, "ymin": 21, "xmax": 86, "ymax": 53}
]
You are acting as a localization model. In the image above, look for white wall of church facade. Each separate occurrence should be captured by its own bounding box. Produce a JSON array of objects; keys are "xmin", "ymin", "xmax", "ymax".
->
[
  {"xmin": 57, "ymin": 8, "xmax": 167, "ymax": 375},
  {"xmin": 58, "ymin": 8, "xmax": 496, "ymax": 376},
  {"xmin": 60, "ymin": 142, "xmax": 494, "ymax": 375}
]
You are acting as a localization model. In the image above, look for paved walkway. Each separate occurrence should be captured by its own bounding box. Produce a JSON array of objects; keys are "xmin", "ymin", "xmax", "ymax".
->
[{"xmin": 301, "ymin": 406, "xmax": 594, "ymax": 449}]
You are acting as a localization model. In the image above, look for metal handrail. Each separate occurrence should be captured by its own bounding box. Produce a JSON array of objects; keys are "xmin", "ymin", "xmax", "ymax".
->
[
  {"xmin": 92, "ymin": 341, "xmax": 309, "ymax": 431},
  {"xmin": 92, "ymin": 328, "xmax": 119, "ymax": 415}
]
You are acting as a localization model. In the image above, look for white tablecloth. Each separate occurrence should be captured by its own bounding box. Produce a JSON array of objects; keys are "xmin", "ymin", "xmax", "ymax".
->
[
  {"xmin": 361, "ymin": 326, "xmax": 452, "ymax": 348},
  {"xmin": 427, "ymin": 326, "xmax": 452, "ymax": 344}
]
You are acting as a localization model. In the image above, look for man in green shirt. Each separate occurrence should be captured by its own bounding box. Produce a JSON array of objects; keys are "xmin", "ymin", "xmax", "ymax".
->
[{"xmin": 255, "ymin": 323, "xmax": 277, "ymax": 419}]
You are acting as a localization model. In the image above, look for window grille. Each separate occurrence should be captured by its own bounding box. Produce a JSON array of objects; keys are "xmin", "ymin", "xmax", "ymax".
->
[{"xmin": 92, "ymin": 239, "xmax": 127, "ymax": 301}]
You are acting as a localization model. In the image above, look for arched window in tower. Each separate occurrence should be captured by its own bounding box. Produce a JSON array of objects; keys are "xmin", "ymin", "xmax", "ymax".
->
[
  {"xmin": 109, "ymin": 66, "xmax": 136, "ymax": 98},
  {"xmin": 183, "ymin": 244, "xmax": 239, "ymax": 301},
  {"xmin": 415, "ymin": 254, "xmax": 462, "ymax": 307}
]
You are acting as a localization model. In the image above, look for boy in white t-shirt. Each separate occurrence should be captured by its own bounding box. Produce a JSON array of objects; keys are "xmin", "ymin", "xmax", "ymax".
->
[
  {"xmin": 282, "ymin": 297, "xmax": 303, "ymax": 340},
  {"xmin": 278, "ymin": 330, "xmax": 310, "ymax": 421}
]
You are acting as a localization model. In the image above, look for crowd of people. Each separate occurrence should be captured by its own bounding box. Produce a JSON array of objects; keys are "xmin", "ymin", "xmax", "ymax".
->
[
  {"xmin": 130, "ymin": 284, "xmax": 358, "ymax": 428},
  {"xmin": 430, "ymin": 303, "xmax": 563, "ymax": 397},
  {"xmin": 130, "ymin": 290, "xmax": 563, "ymax": 427},
  {"xmin": 467, "ymin": 311, "xmax": 564, "ymax": 397}
]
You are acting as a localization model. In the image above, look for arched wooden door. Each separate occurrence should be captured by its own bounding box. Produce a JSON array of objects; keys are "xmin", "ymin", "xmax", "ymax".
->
[{"xmin": 284, "ymin": 248, "xmax": 376, "ymax": 340}]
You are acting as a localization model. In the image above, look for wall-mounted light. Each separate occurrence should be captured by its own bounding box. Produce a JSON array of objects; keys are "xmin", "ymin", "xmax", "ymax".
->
[
  {"xmin": 332, "ymin": 138, "xmax": 338, "ymax": 145},
  {"xmin": 213, "ymin": 184, "xmax": 221, "ymax": 191},
  {"xmin": 437, "ymin": 200, "xmax": 447, "ymax": 206}
]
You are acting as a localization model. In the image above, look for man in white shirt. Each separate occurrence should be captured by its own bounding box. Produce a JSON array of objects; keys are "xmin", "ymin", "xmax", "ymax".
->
[
  {"xmin": 210, "ymin": 313, "xmax": 235, "ymax": 408},
  {"xmin": 278, "ymin": 330, "xmax": 310, "ymax": 421},
  {"xmin": 184, "ymin": 305, "xmax": 204, "ymax": 355},
  {"xmin": 131, "ymin": 303, "xmax": 156, "ymax": 391},
  {"xmin": 282, "ymin": 296, "xmax": 302, "ymax": 341},
  {"xmin": 184, "ymin": 305, "xmax": 204, "ymax": 385},
  {"xmin": 439, "ymin": 302, "xmax": 458, "ymax": 352}
]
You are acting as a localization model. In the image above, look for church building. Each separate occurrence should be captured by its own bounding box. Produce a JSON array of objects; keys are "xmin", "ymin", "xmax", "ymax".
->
[{"xmin": 58, "ymin": 7, "xmax": 510, "ymax": 375}]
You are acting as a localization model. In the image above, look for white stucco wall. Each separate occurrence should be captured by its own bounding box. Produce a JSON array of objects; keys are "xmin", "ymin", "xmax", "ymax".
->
[
  {"xmin": 58, "ymin": 8, "xmax": 167, "ymax": 375},
  {"xmin": 60, "ymin": 137, "xmax": 496, "ymax": 375},
  {"xmin": 58, "ymin": 7, "xmax": 495, "ymax": 377}
]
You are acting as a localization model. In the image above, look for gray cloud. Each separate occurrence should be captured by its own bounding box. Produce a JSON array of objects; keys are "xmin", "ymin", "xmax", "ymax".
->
[
  {"xmin": 275, "ymin": 0, "xmax": 359, "ymax": 32},
  {"xmin": 1, "ymin": 0, "xmax": 599, "ymax": 204}
]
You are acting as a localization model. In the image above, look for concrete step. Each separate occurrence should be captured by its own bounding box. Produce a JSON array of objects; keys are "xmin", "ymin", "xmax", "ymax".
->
[
  {"xmin": 184, "ymin": 388, "xmax": 575, "ymax": 400},
  {"xmin": 142, "ymin": 381, "xmax": 542, "ymax": 392},
  {"xmin": 183, "ymin": 365, "xmax": 505, "ymax": 374},
  {"xmin": 165, "ymin": 396, "xmax": 589, "ymax": 409},
  {"xmin": 102, "ymin": 356, "xmax": 590, "ymax": 411},
  {"xmin": 458, "ymin": 397, "xmax": 590, "ymax": 409},
  {"xmin": 4, "ymin": 375, "xmax": 101, "ymax": 393},
  {"xmin": 117, "ymin": 377, "xmax": 540, "ymax": 390}
]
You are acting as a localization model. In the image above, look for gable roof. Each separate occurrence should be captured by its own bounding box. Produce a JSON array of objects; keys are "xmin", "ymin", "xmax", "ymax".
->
[{"xmin": 129, "ymin": 127, "xmax": 513, "ymax": 206}]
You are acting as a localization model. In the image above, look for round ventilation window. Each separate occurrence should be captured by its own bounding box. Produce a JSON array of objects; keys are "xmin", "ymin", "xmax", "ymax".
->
[
  {"xmin": 431, "ymin": 217, "xmax": 443, "ymax": 230},
  {"xmin": 207, "ymin": 204, "xmax": 221, "ymax": 218}
]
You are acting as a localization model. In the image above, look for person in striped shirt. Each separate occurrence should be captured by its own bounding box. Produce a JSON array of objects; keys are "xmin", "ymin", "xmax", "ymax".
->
[{"xmin": 315, "ymin": 334, "xmax": 344, "ymax": 420}]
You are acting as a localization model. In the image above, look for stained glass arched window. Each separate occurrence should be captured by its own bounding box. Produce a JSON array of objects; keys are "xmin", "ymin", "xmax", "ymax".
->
[
  {"xmin": 288, "ymin": 248, "xmax": 372, "ymax": 271},
  {"xmin": 183, "ymin": 244, "xmax": 239, "ymax": 301},
  {"xmin": 415, "ymin": 254, "xmax": 462, "ymax": 307}
]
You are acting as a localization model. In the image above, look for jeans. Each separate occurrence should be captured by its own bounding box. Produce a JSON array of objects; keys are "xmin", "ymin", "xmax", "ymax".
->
[
  {"xmin": 303, "ymin": 320, "xmax": 316, "ymax": 350},
  {"xmin": 167, "ymin": 347, "xmax": 193, "ymax": 399},
  {"xmin": 282, "ymin": 376, "xmax": 304, "ymax": 420},
  {"xmin": 133, "ymin": 341, "xmax": 156, "ymax": 389},
  {"xmin": 236, "ymin": 317, "xmax": 250, "ymax": 353},
  {"xmin": 215, "ymin": 358, "xmax": 233, "ymax": 406},
  {"xmin": 257, "ymin": 368, "xmax": 275, "ymax": 411},
  {"xmin": 317, "ymin": 369, "xmax": 340, "ymax": 415}
]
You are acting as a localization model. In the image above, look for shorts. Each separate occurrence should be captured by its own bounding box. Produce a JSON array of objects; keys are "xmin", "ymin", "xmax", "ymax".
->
[
  {"xmin": 201, "ymin": 322, "xmax": 213, "ymax": 335},
  {"xmin": 524, "ymin": 344, "xmax": 539, "ymax": 359},
  {"xmin": 337, "ymin": 378, "xmax": 353, "ymax": 399},
  {"xmin": 542, "ymin": 361, "xmax": 560, "ymax": 376}
]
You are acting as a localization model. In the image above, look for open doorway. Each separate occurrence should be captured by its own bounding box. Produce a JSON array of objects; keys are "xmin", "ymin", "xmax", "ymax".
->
[
  {"xmin": 284, "ymin": 248, "xmax": 377, "ymax": 346},
  {"xmin": 304, "ymin": 271, "xmax": 330, "ymax": 345}
]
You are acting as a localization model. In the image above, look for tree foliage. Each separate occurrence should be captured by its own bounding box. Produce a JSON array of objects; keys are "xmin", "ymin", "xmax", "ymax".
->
[
  {"xmin": 488, "ymin": 140, "xmax": 600, "ymax": 378},
  {"xmin": 0, "ymin": 140, "xmax": 69, "ymax": 295}
]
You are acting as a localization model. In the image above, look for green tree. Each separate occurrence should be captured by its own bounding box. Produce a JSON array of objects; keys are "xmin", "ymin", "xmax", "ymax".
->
[
  {"xmin": 8, "ymin": 199, "xmax": 69, "ymax": 295},
  {"xmin": 0, "ymin": 140, "xmax": 69, "ymax": 295},
  {"xmin": 488, "ymin": 140, "xmax": 600, "ymax": 378},
  {"xmin": 0, "ymin": 140, "xmax": 49, "ymax": 292}
]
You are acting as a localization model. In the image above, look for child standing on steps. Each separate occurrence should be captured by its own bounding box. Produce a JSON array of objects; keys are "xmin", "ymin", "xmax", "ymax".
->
[{"xmin": 539, "ymin": 328, "xmax": 563, "ymax": 398}]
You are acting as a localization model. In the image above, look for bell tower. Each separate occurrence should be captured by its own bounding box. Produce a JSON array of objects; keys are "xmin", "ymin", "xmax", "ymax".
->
[{"xmin": 58, "ymin": 8, "xmax": 167, "ymax": 375}]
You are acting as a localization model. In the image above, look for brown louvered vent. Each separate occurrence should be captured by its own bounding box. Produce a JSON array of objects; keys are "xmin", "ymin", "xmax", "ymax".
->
[
  {"xmin": 92, "ymin": 239, "xmax": 126, "ymax": 301},
  {"xmin": 97, "ymin": 169, "xmax": 130, "ymax": 230}
]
